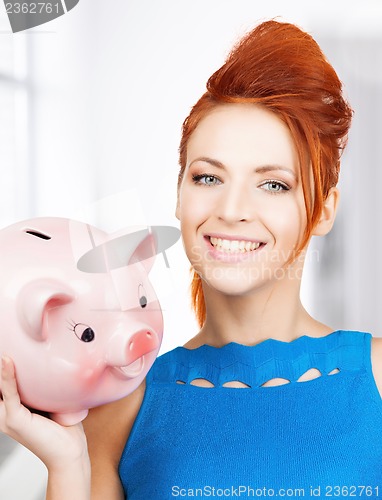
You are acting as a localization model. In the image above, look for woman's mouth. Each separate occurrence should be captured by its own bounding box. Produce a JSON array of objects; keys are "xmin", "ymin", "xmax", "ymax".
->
[{"xmin": 209, "ymin": 236, "xmax": 264, "ymax": 254}]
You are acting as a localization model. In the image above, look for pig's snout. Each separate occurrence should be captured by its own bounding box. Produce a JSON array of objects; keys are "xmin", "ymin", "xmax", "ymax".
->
[
  {"xmin": 107, "ymin": 328, "xmax": 160, "ymax": 379},
  {"xmin": 125, "ymin": 329, "xmax": 158, "ymax": 366}
]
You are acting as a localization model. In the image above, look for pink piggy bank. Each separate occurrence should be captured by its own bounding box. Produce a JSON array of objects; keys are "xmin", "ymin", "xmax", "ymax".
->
[{"xmin": 0, "ymin": 217, "xmax": 178, "ymax": 425}]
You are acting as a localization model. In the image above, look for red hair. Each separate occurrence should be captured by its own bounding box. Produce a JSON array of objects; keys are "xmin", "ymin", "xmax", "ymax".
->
[{"xmin": 177, "ymin": 20, "xmax": 353, "ymax": 327}]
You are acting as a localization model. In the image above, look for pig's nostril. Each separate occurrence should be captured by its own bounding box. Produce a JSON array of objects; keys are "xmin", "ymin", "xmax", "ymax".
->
[{"xmin": 124, "ymin": 330, "xmax": 157, "ymax": 365}]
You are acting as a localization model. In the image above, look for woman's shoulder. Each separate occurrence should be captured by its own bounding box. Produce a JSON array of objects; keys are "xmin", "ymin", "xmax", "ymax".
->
[
  {"xmin": 83, "ymin": 381, "xmax": 146, "ymax": 462},
  {"xmin": 82, "ymin": 381, "xmax": 146, "ymax": 498},
  {"xmin": 371, "ymin": 336, "xmax": 382, "ymax": 397}
]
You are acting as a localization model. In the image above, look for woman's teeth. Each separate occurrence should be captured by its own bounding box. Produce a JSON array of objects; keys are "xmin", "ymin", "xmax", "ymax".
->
[{"xmin": 209, "ymin": 237, "xmax": 261, "ymax": 253}]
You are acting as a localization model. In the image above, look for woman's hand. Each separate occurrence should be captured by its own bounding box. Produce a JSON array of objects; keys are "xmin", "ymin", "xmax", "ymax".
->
[{"xmin": 0, "ymin": 355, "xmax": 91, "ymax": 499}]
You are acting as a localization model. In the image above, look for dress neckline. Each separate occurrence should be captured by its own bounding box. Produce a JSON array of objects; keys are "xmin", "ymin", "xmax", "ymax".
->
[
  {"xmin": 155, "ymin": 330, "xmax": 370, "ymax": 389},
  {"xmin": 180, "ymin": 329, "xmax": 346, "ymax": 352}
]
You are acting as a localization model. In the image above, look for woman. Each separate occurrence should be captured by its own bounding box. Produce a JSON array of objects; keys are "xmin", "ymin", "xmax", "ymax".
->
[{"xmin": 1, "ymin": 19, "xmax": 382, "ymax": 499}]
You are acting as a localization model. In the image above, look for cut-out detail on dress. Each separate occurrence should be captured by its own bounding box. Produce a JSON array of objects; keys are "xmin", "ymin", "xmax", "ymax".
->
[
  {"xmin": 328, "ymin": 368, "xmax": 340, "ymax": 375},
  {"xmin": 154, "ymin": 331, "xmax": 368, "ymax": 391},
  {"xmin": 261, "ymin": 377, "xmax": 291, "ymax": 387},
  {"xmin": 297, "ymin": 368, "xmax": 322, "ymax": 382},
  {"xmin": 176, "ymin": 368, "xmax": 342, "ymax": 388},
  {"xmin": 190, "ymin": 378, "xmax": 215, "ymax": 388},
  {"xmin": 222, "ymin": 381, "xmax": 251, "ymax": 389}
]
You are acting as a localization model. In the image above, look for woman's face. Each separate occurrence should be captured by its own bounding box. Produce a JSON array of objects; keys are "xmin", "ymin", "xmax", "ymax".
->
[{"xmin": 176, "ymin": 103, "xmax": 307, "ymax": 296}]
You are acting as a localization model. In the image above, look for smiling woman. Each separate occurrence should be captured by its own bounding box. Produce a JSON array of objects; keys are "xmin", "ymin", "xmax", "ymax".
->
[
  {"xmin": 178, "ymin": 20, "xmax": 352, "ymax": 327},
  {"xmin": 116, "ymin": 20, "xmax": 382, "ymax": 499},
  {"xmin": 176, "ymin": 104, "xmax": 312, "ymax": 298}
]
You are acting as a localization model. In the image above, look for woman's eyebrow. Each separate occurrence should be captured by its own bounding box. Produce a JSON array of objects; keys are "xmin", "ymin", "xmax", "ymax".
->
[
  {"xmin": 255, "ymin": 165, "xmax": 298, "ymax": 181},
  {"xmin": 189, "ymin": 157, "xmax": 297, "ymax": 181},
  {"xmin": 189, "ymin": 157, "xmax": 225, "ymax": 169}
]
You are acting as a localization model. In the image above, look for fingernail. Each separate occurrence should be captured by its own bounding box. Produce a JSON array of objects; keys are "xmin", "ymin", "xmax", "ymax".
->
[{"xmin": 1, "ymin": 355, "xmax": 11, "ymax": 368}]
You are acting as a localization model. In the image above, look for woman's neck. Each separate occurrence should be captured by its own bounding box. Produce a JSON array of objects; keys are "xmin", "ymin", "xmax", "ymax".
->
[{"xmin": 186, "ymin": 277, "xmax": 333, "ymax": 349}]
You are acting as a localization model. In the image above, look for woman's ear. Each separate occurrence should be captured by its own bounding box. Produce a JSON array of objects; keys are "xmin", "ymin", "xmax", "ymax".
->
[{"xmin": 313, "ymin": 187, "xmax": 340, "ymax": 236}]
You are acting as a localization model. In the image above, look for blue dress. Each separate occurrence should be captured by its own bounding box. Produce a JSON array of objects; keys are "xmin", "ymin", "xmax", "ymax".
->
[{"xmin": 119, "ymin": 331, "xmax": 382, "ymax": 499}]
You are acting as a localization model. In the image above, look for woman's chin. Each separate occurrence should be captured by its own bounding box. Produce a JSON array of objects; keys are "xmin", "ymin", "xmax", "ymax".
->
[{"xmin": 200, "ymin": 273, "xmax": 265, "ymax": 298}]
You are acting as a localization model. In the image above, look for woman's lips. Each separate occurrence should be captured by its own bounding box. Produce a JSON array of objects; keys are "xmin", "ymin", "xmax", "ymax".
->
[
  {"xmin": 209, "ymin": 236, "xmax": 262, "ymax": 253},
  {"xmin": 204, "ymin": 235, "xmax": 265, "ymax": 262}
]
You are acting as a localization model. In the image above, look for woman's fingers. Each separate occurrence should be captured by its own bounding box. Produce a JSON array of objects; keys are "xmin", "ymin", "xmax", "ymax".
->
[
  {"xmin": 1, "ymin": 355, "xmax": 21, "ymax": 404},
  {"xmin": 0, "ymin": 355, "xmax": 30, "ymax": 433},
  {"xmin": 0, "ymin": 355, "xmax": 89, "ymax": 471}
]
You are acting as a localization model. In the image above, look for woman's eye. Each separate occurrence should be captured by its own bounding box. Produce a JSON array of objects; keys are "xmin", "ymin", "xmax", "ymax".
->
[
  {"xmin": 192, "ymin": 174, "xmax": 221, "ymax": 186},
  {"xmin": 259, "ymin": 180, "xmax": 290, "ymax": 193}
]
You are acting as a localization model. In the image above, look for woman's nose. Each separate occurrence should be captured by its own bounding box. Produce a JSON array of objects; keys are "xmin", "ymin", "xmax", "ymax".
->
[{"xmin": 216, "ymin": 183, "xmax": 253, "ymax": 223}]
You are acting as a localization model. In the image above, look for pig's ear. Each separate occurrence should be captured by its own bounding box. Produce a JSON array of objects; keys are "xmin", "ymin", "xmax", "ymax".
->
[
  {"xmin": 17, "ymin": 281, "xmax": 74, "ymax": 341},
  {"xmin": 128, "ymin": 233, "xmax": 157, "ymax": 273}
]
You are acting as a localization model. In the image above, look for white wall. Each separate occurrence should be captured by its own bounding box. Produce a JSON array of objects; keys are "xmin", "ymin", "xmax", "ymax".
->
[
  {"xmin": 2, "ymin": 0, "xmax": 382, "ymax": 350},
  {"xmin": 1, "ymin": 1, "xmax": 382, "ymax": 498},
  {"xmin": 5, "ymin": 0, "xmax": 380, "ymax": 350}
]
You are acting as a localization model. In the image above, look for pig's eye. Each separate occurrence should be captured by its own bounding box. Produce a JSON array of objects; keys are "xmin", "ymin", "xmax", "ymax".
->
[
  {"xmin": 138, "ymin": 284, "xmax": 147, "ymax": 308},
  {"xmin": 73, "ymin": 323, "xmax": 95, "ymax": 342}
]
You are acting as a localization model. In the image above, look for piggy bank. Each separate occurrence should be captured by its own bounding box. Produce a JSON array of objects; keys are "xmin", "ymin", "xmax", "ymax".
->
[{"xmin": 0, "ymin": 217, "xmax": 177, "ymax": 425}]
